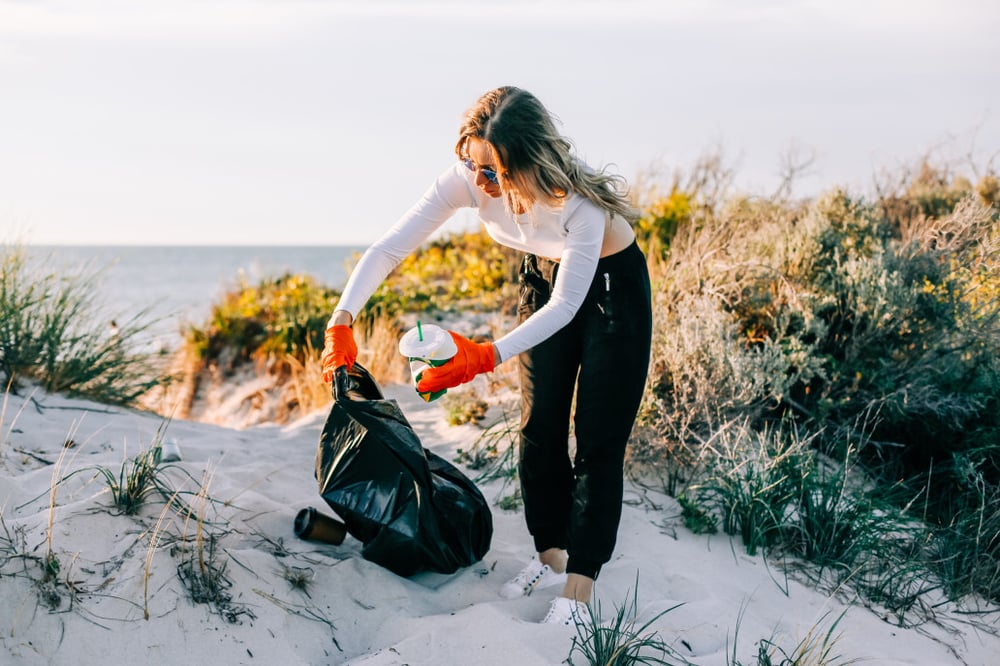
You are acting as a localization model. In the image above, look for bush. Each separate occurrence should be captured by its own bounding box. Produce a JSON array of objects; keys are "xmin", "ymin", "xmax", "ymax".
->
[
  {"xmin": 359, "ymin": 229, "xmax": 519, "ymax": 324},
  {"xmin": 799, "ymin": 195, "xmax": 1000, "ymax": 469},
  {"xmin": 0, "ymin": 244, "xmax": 162, "ymax": 404},
  {"xmin": 637, "ymin": 155, "xmax": 1000, "ymax": 607},
  {"xmin": 641, "ymin": 164, "xmax": 1000, "ymax": 468},
  {"xmin": 173, "ymin": 230, "xmax": 519, "ymax": 422},
  {"xmin": 184, "ymin": 230, "xmax": 520, "ymax": 373},
  {"xmin": 185, "ymin": 272, "xmax": 340, "ymax": 367}
]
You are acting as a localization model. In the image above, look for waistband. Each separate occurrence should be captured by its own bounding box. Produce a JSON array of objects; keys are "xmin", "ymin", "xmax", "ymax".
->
[
  {"xmin": 532, "ymin": 240, "xmax": 643, "ymax": 272},
  {"xmin": 595, "ymin": 239, "xmax": 644, "ymax": 271}
]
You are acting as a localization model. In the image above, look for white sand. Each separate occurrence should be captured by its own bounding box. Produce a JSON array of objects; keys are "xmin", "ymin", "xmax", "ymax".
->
[{"xmin": 1, "ymin": 383, "xmax": 998, "ymax": 665}]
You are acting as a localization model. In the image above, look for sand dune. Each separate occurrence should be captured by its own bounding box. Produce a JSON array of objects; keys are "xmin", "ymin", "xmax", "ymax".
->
[{"xmin": 1, "ymin": 383, "xmax": 997, "ymax": 665}]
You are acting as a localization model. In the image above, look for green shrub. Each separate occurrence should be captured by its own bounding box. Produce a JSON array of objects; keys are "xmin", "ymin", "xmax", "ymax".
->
[
  {"xmin": 801, "ymin": 196, "xmax": 1000, "ymax": 470},
  {"xmin": 185, "ymin": 272, "xmax": 340, "ymax": 366},
  {"xmin": 0, "ymin": 244, "xmax": 162, "ymax": 404},
  {"xmin": 636, "ymin": 188, "xmax": 692, "ymax": 256},
  {"xmin": 184, "ymin": 230, "xmax": 519, "ymax": 372},
  {"xmin": 642, "ymin": 162, "xmax": 1000, "ymax": 466},
  {"xmin": 638, "ymin": 154, "xmax": 1000, "ymax": 608},
  {"xmin": 359, "ymin": 229, "xmax": 519, "ymax": 324}
]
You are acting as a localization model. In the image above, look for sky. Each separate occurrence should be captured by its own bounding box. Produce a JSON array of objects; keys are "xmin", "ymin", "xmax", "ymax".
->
[{"xmin": 1, "ymin": 0, "xmax": 998, "ymax": 246}]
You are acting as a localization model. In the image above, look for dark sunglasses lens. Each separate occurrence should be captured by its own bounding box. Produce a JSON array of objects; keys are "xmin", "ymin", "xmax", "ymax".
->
[{"xmin": 461, "ymin": 158, "xmax": 499, "ymax": 184}]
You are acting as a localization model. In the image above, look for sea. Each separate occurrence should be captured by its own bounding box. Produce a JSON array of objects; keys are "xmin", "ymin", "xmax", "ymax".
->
[{"xmin": 24, "ymin": 245, "xmax": 365, "ymax": 352}]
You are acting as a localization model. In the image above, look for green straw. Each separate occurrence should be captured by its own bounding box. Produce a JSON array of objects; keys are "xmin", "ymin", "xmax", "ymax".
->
[{"xmin": 417, "ymin": 320, "xmax": 423, "ymax": 342}]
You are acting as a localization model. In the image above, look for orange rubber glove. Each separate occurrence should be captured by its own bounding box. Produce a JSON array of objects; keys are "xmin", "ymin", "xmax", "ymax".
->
[
  {"xmin": 415, "ymin": 331, "xmax": 496, "ymax": 393},
  {"xmin": 321, "ymin": 325, "xmax": 358, "ymax": 383}
]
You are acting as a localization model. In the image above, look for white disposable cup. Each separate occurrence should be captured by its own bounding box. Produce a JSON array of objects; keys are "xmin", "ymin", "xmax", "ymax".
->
[{"xmin": 398, "ymin": 324, "xmax": 457, "ymax": 402}]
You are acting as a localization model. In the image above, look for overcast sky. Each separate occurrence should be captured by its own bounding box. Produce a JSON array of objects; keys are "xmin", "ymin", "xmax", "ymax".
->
[{"xmin": 1, "ymin": 0, "xmax": 998, "ymax": 246}]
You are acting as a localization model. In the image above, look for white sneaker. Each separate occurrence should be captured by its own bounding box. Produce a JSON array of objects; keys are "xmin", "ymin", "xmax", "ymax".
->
[
  {"xmin": 499, "ymin": 559, "xmax": 567, "ymax": 599},
  {"xmin": 541, "ymin": 596, "xmax": 593, "ymax": 626}
]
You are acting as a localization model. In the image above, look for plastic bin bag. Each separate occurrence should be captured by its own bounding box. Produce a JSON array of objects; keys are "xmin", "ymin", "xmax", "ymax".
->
[{"xmin": 314, "ymin": 364, "xmax": 493, "ymax": 577}]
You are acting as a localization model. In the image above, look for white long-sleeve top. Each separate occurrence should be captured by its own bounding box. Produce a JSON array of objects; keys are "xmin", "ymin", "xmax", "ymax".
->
[{"xmin": 331, "ymin": 162, "xmax": 608, "ymax": 363}]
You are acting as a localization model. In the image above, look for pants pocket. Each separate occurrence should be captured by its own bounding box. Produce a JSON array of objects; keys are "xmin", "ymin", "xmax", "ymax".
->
[{"xmin": 595, "ymin": 271, "xmax": 619, "ymax": 334}]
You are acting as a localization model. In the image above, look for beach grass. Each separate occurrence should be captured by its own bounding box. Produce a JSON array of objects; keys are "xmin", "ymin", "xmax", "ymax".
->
[
  {"xmin": 172, "ymin": 470, "xmax": 256, "ymax": 624},
  {"xmin": 727, "ymin": 603, "xmax": 856, "ymax": 666},
  {"xmin": 0, "ymin": 243, "xmax": 165, "ymax": 405},
  {"xmin": 568, "ymin": 579, "xmax": 690, "ymax": 666},
  {"xmin": 144, "ymin": 489, "xmax": 182, "ymax": 620},
  {"xmin": 93, "ymin": 421, "xmax": 175, "ymax": 515}
]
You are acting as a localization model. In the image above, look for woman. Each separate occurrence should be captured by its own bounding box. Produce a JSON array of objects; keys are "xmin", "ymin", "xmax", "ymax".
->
[{"xmin": 321, "ymin": 86, "xmax": 652, "ymax": 626}]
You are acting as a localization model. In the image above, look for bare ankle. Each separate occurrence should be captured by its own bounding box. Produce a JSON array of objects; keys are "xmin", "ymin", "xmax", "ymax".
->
[
  {"xmin": 538, "ymin": 548, "xmax": 568, "ymax": 574},
  {"xmin": 562, "ymin": 573, "xmax": 594, "ymax": 603}
]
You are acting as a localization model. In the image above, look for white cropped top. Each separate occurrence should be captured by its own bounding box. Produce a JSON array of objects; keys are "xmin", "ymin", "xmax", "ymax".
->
[{"xmin": 331, "ymin": 162, "xmax": 608, "ymax": 363}]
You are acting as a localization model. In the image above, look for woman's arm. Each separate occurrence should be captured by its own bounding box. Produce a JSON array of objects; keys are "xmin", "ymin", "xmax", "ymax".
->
[
  {"xmin": 327, "ymin": 164, "xmax": 477, "ymax": 327},
  {"xmin": 491, "ymin": 198, "xmax": 605, "ymax": 362}
]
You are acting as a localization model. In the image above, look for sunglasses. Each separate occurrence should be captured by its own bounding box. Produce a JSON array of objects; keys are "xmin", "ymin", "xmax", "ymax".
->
[{"xmin": 461, "ymin": 158, "xmax": 500, "ymax": 185}]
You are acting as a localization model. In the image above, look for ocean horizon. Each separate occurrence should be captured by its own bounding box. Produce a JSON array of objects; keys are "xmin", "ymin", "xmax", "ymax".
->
[{"xmin": 24, "ymin": 244, "xmax": 366, "ymax": 351}]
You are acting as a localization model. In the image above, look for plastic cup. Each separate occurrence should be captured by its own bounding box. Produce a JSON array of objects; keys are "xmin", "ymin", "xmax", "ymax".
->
[
  {"xmin": 293, "ymin": 507, "xmax": 347, "ymax": 545},
  {"xmin": 158, "ymin": 438, "xmax": 182, "ymax": 463},
  {"xmin": 398, "ymin": 323, "xmax": 457, "ymax": 402}
]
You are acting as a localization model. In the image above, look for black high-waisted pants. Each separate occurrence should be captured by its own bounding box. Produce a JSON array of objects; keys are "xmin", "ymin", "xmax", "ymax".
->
[{"xmin": 517, "ymin": 240, "xmax": 652, "ymax": 579}]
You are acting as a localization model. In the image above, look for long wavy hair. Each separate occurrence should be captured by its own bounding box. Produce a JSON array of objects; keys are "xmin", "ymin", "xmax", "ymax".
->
[{"xmin": 455, "ymin": 87, "xmax": 637, "ymax": 222}]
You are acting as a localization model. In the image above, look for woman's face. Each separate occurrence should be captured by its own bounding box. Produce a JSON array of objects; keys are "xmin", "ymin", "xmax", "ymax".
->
[{"xmin": 465, "ymin": 137, "xmax": 503, "ymax": 199}]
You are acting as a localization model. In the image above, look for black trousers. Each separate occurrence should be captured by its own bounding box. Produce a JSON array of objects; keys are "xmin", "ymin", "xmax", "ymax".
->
[{"xmin": 517, "ymin": 241, "xmax": 652, "ymax": 579}]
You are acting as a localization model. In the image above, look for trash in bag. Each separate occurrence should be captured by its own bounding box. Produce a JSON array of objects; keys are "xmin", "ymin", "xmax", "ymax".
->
[{"xmin": 313, "ymin": 363, "xmax": 493, "ymax": 577}]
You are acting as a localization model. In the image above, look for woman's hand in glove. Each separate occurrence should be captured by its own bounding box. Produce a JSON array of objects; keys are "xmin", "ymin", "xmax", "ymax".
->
[
  {"xmin": 321, "ymin": 324, "xmax": 358, "ymax": 383},
  {"xmin": 415, "ymin": 331, "xmax": 496, "ymax": 393}
]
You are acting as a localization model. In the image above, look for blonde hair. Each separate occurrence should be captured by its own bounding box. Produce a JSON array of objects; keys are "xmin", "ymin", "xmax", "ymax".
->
[{"xmin": 455, "ymin": 87, "xmax": 637, "ymax": 222}]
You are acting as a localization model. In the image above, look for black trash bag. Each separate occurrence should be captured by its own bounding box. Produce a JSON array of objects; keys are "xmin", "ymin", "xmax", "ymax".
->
[{"xmin": 314, "ymin": 364, "xmax": 493, "ymax": 577}]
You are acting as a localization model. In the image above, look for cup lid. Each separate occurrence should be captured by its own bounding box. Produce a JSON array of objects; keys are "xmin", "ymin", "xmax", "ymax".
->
[{"xmin": 398, "ymin": 323, "xmax": 457, "ymax": 360}]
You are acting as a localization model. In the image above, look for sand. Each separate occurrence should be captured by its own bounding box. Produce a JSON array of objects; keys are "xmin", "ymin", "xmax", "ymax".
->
[{"xmin": 1, "ymin": 381, "xmax": 998, "ymax": 665}]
